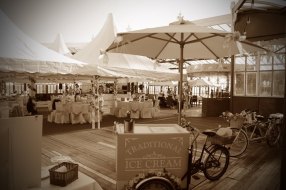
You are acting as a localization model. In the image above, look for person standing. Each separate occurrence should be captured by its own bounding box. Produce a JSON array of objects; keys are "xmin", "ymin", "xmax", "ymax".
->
[
  {"xmin": 26, "ymin": 96, "xmax": 37, "ymax": 115},
  {"xmin": 210, "ymin": 89, "xmax": 214, "ymax": 98}
]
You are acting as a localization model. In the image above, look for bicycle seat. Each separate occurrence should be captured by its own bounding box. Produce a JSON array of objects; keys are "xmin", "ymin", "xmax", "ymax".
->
[{"xmin": 202, "ymin": 129, "xmax": 217, "ymax": 137}]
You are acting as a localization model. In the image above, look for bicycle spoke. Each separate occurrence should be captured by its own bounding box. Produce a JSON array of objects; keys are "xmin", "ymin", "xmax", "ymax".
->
[
  {"xmin": 227, "ymin": 128, "xmax": 248, "ymax": 157},
  {"xmin": 203, "ymin": 146, "xmax": 229, "ymax": 181}
]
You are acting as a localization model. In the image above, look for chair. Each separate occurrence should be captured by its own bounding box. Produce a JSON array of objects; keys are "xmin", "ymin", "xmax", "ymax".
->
[
  {"xmin": 70, "ymin": 103, "xmax": 85, "ymax": 124},
  {"xmin": 130, "ymin": 101, "xmax": 140, "ymax": 119},
  {"xmin": 113, "ymin": 101, "xmax": 121, "ymax": 117},
  {"xmin": 82, "ymin": 104, "xmax": 91, "ymax": 123},
  {"xmin": 47, "ymin": 110, "xmax": 56, "ymax": 123},
  {"xmin": 166, "ymin": 95, "xmax": 174, "ymax": 108},
  {"xmin": 54, "ymin": 102, "xmax": 66, "ymax": 124},
  {"xmin": 141, "ymin": 101, "xmax": 153, "ymax": 118},
  {"xmin": 198, "ymin": 96, "xmax": 203, "ymax": 105},
  {"xmin": 191, "ymin": 95, "xmax": 198, "ymax": 107},
  {"xmin": 118, "ymin": 101, "xmax": 129, "ymax": 118},
  {"xmin": 152, "ymin": 100, "xmax": 160, "ymax": 118},
  {"xmin": 90, "ymin": 108, "xmax": 102, "ymax": 123},
  {"xmin": 0, "ymin": 105, "xmax": 10, "ymax": 118}
]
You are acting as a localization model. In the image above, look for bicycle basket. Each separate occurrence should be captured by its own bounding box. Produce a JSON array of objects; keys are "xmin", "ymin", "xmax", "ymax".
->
[
  {"xmin": 269, "ymin": 113, "xmax": 284, "ymax": 124},
  {"xmin": 229, "ymin": 116, "xmax": 245, "ymax": 129},
  {"xmin": 208, "ymin": 134, "xmax": 236, "ymax": 145}
]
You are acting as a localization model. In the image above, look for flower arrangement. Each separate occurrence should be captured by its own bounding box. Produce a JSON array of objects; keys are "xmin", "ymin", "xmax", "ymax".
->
[
  {"xmin": 221, "ymin": 111, "xmax": 245, "ymax": 122},
  {"xmin": 88, "ymin": 95, "xmax": 104, "ymax": 114},
  {"xmin": 180, "ymin": 118, "xmax": 193, "ymax": 131},
  {"xmin": 125, "ymin": 169, "xmax": 182, "ymax": 190}
]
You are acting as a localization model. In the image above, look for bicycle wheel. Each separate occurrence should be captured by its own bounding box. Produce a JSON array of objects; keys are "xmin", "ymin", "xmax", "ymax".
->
[
  {"xmin": 135, "ymin": 176, "xmax": 176, "ymax": 190},
  {"xmin": 203, "ymin": 145, "xmax": 229, "ymax": 181},
  {"xmin": 189, "ymin": 130, "xmax": 198, "ymax": 163},
  {"xmin": 227, "ymin": 128, "xmax": 248, "ymax": 157},
  {"xmin": 266, "ymin": 123, "xmax": 281, "ymax": 146}
]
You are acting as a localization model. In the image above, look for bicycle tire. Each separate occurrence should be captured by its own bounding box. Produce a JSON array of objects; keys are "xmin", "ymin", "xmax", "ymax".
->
[
  {"xmin": 266, "ymin": 123, "xmax": 281, "ymax": 147},
  {"xmin": 135, "ymin": 176, "xmax": 176, "ymax": 190},
  {"xmin": 203, "ymin": 145, "xmax": 229, "ymax": 181},
  {"xmin": 227, "ymin": 128, "xmax": 248, "ymax": 157}
]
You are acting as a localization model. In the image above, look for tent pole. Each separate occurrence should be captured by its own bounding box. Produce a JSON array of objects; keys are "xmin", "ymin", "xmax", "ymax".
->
[
  {"xmin": 96, "ymin": 76, "xmax": 101, "ymax": 129},
  {"xmin": 91, "ymin": 76, "xmax": 96, "ymax": 129}
]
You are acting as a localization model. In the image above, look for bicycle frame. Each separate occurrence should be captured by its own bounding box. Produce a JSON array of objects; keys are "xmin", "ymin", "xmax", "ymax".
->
[
  {"xmin": 182, "ymin": 128, "xmax": 224, "ymax": 190},
  {"xmin": 243, "ymin": 119, "xmax": 270, "ymax": 142}
]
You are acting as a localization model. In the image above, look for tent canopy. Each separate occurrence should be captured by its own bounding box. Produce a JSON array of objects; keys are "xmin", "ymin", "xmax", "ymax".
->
[
  {"xmin": 0, "ymin": 10, "xmax": 85, "ymax": 75},
  {"xmin": 188, "ymin": 78, "xmax": 217, "ymax": 87},
  {"xmin": 73, "ymin": 13, "xmax": 180, "ymax": 81},
  {"xmin": 49, "ymin": 33, "xmax": 71, "ymax": 55}
]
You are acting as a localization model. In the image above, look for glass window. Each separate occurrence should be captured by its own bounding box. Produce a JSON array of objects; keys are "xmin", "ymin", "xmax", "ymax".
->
[
  {"xmin": 259, "ymin": 72, "xmax": 272, "ymax": 97},
  {"xmin": 14, "ymin": 83, "xmax": 23, "ymax": 94},
  {"xmin": 260, "ymin": 55, "xmax": 272, "ymax": 70},
  {"xmin": 246, "ymin": 55, "xmax": 257, "ymax": 71},
  {"xmin": 6, "ymin": 82, "xmax": 13, "ymax": 95},
  {"xmin": 273, "ymin": 71, "xmax": 285, "ymax": 97},
  {"xmin": 48, "ymin": 85, "xmax": 52, "ymax": 93},
  {"xmin": 234, "ymin": 56, "xmax": 245, "ymax": 71},
  {"xmin": 246, "ymin": 72, "xmax": 257, "ymax": 96},
  {"xmin": 37, "ymin": 84, "xmax": 43, "ymax": 94},
  {"xmin": 273, "ymin": 53, "xmax": 285, "ymax": 70},
  {"xmin": 235, "ymin": 72, "xmax": 245, "ymax": 95}
]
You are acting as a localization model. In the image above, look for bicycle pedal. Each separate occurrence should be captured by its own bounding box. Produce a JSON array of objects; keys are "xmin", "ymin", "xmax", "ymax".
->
[{"xmin": 192, "ymin": 175, "xmax": 200, "ymax": 180}]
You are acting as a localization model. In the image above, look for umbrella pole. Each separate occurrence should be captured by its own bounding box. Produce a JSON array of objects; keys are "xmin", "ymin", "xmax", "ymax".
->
[{"xmin": 178, "ymin": 42, "xmax": 184, "ymax": 125}]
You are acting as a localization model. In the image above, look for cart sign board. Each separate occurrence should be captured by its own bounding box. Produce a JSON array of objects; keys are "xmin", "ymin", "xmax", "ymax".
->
[{"xmin": 116, "ymin": 124, "xmax": 189, "ymax": 190}]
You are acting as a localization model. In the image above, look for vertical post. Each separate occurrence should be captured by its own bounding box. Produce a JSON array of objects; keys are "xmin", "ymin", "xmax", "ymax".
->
[
  {"xmin": 114, "ymin": 79, "xmax": 118, "ymax": 113},
  {"xmin": 28, "ymin": 76, "xmax": 36, "ymax": 98},
  {"xmin": 178, "ymin": 34, "xmax": 184, "ymax": 125},
  {"xmin": 281, "ymin": 47, "xmax": 286, "ymax": 190},
  {"xmin": 96, "ymin": 76, "xmax": 101, "ymax": 129},
  {"xmin": 91, "ymin": 76, "xmax": 96, "ymax": 129},
  {"xmin": 230, "ymin": 55, "xmax": 235, "ymax": 112},
  {"xmin": 230, "ymin": 0, "xmax": 236, "ymax": 113}
]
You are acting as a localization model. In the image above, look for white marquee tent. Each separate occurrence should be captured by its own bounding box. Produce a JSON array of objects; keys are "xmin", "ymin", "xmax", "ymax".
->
[
  {"xmin": 0, "ymin": 10, "xmax": 86, "ymax": 75},
  {"xmin": 49, "ymin": 33, "xmax": 71, "ymax": 55},
  {"xmin": 188, "ymin": 78, "xmax": 217, "ymax": 87},
  {"xmin": 73, "ymin": 13, "xmax": 180, "ymax": 81},
  {"xmin": 0, "ymin": 10, "xmax": 122, "ymax": 81}
]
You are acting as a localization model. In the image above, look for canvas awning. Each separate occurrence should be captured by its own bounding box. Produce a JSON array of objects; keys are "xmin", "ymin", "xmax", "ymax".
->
[
  {"xmin": 0, "ymin": 10, "xmax": 85, "ymax": 75},
  {"xmin": 73, "ymin": 13, "xmax": 180, "ymax": 81},
  {"xmin": 188, "ymin": 78, "xmax": 217, "ymax": 87}
]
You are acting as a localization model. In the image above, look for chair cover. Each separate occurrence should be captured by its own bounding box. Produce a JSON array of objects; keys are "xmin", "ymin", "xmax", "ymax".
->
[
  {"xmin": 70, "ymin": 103, "xmax": 85, "ymax": 124},
  {"xmin": 141, "ymin": 101, "xmax": 153, "ymax": 118},
  {"xmin": 118, "ymin": 101, "xmax": 129, "ymax": 118},
  {"xmin": 130, "ymin": 101, "xmax": 140, "ymax": 119},
  {"xmin": 82, "ymin": 104, "xmax": 91, "ymax": 123},
  {"xmin": 54, "ymin": 102, "xmax": 69, "ymax": 124}
]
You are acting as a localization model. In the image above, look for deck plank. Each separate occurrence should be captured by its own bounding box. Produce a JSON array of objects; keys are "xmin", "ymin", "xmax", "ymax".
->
[{"xmin": 41, "ymin": 115, "xmax": 281, "ymax": 190}]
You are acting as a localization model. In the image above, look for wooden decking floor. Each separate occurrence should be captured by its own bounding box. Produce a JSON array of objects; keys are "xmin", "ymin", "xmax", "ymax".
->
[{"xmin": 41, "ymin": 112, "xmax": 282, "ymax": 190}]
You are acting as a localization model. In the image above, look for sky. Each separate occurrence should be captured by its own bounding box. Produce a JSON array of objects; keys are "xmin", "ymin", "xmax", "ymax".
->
[{"xmin": 0, "ymin": 0, "xmax": 233, "ymax": 43}]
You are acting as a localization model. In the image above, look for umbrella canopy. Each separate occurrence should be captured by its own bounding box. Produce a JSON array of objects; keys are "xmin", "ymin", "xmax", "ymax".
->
[
  {"xmin": 107, "ymin": 19, "xmax": 267, "ymax": 60},
  {"xmin": 107, "ymin": 16, "xmax": 268, "ymax": 124}
]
